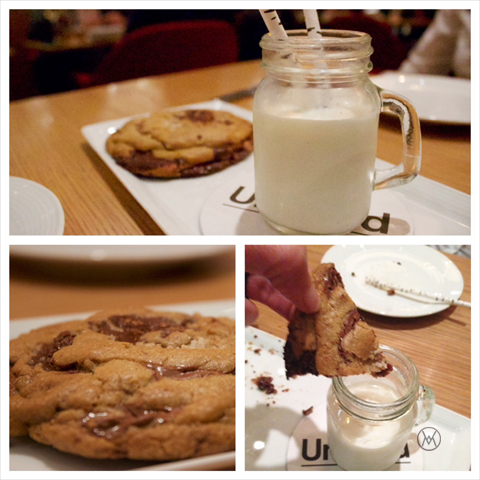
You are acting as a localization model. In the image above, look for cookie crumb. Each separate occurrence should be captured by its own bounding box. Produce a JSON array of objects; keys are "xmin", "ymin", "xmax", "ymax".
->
[
  {"xmin": 387, "ymin": 289, "xmax": 396, "ymax": 296},
  {"xmin": 252, "ymin": 376, "xmax": 277, "ymax": 394},
  {"xmin": 302, "ymin": 406, "xmax": 314, "ymax": 416}
]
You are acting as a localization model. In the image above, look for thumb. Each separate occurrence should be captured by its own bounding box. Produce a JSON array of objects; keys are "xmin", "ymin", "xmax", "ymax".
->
[{"xmin": 246, "ymin": 245, "xmax": 320, "ymax": 314}]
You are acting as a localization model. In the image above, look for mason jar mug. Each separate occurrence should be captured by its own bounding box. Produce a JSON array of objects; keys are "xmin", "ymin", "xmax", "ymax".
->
[
  {"xmin": 253, "ymin": 30, "xmax": 422, "ymax": 235},
  {"xmin": 326, "ymin": 345, "xmax": 435, "ymax": 470}
]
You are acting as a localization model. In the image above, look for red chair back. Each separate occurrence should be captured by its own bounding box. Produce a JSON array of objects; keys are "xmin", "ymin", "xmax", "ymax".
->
[
  {"xmin": 326, "ymin": 13, "xmax": 408, "ymax": 73},
  {"xmin": 80, "ymin": 20, "xmax": 239, "ymax": 86}
]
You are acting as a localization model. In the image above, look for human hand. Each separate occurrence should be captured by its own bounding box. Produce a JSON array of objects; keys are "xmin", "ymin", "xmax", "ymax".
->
[{"xmin": 245, "ymin": 245, "xmax": 320, "ymax": 325}]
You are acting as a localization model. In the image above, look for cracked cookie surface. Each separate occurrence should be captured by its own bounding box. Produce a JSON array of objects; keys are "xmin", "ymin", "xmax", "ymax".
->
[
  {"xmin": 106, "ymin": 109, "xmax": 253, "ymax": 178},
  {"xmin": 10, "ymin": 307, "xmax": 235, "ymax": 461},
  {"xmin": 284, "ymin": 263, "xmax": 390, "ymax": 378}
]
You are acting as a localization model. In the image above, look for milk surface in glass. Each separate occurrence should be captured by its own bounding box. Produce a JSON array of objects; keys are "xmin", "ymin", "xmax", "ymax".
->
[
  {"xmin": 327, "ymin": 381, "xmax": 417, "ymax": 471},
  {"xmin": 253, "ymin": 105, "xmax": 379, "ymax": 235}
]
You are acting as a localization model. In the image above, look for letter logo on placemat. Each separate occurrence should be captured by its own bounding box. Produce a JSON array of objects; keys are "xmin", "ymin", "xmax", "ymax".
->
[{"xmin": 417, "ymin": 427, "xmax": 441, "ymax": 451}]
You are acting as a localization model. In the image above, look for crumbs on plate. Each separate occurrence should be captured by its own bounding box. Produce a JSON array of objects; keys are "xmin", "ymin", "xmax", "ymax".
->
[{"xmin": 252, "ymin": 376, "xmax": 277, "ymax": 395}]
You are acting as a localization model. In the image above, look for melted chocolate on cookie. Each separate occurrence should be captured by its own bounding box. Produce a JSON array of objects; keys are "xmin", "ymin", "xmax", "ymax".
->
[
  {"xmin": 28, "ymin": 331, "xmax": 77, "ymax": 371},
  {"xmin": 82, "ymin": 405, "xmax": 180, "ymax": 440},
  {"xmin": 88, "ymin": 314, "xmax": 194, "ymax": 343}
]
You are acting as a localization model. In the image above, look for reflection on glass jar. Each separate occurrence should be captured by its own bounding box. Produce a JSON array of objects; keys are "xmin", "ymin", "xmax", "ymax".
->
[{"xmin": 326, "ymin": 345, "xmax": 434, "ymax": 470}]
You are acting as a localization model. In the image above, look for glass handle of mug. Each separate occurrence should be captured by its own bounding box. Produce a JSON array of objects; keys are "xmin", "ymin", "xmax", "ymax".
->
[
  {"xmin": 415, "ymin": 385, "xmax": 435, "ymax": 426},
  {"xmin": 374, "ymin": 88, "xmax": 422, "ymax": 190}
]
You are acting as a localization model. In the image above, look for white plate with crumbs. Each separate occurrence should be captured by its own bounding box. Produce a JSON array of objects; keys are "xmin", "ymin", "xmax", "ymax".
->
[
  {"xmin": 10, "ymin": 177, "xmax": 65, "ymax": 235},
  {"xmin": 245, "ymin": 327, "xmax": 471, "ymax": 471},
  {"xmin": 10, "ymin": 300, "xmax": 235, "ymax": 471},
  {"xmin": 321, "ymin": 245, "xmax": 465, "ymax": 317}
]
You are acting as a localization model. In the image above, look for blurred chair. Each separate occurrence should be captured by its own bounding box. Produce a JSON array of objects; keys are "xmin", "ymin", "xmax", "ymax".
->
[
  {"xmin": 325, "ymin": 12, "xmax": 408, "ymax": 73},
  {"xmin": 75, "ymin": 19, "xmax": 239, "ymax": 87},
  {"xmin": 10, "ymin": 10, "xmax": 39, "ymax": 100}
]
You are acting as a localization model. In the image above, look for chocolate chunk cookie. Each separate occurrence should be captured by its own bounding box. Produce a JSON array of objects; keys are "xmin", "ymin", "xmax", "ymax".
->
[
  {"xmin": 10, "ymin": 307, "xmax": 235, "ymax": 461},
  {"xmin": 106, "ymin": 109, "xmax": 253, "ymax": 178},
  {"xmin": 284, "ymin": 263, "xmax": 390, "ymax": 378}
]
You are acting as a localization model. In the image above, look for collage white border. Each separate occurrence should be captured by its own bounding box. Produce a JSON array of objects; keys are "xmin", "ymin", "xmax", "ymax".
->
[{"xmin": 1, "ymin": 1, "xmax": 479, "ymax": 479}]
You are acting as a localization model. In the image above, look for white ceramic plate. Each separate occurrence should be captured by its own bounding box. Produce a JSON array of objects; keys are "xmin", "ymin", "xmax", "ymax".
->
[
  {"xmin": 10, "ymin": 177, "xmax": 65, "ymax": 235},
  {"xmin": 9, "ymin": 245, "xmax": 233, "ymax": 264},
  {"xmin": 82, "ymin": 100, "xmax": 254, "ymax": 235},
  {"xmin": 372, "ymin": 73, "xmax": 471, "ymax": 124},
  {"xmin": 245, "ymin": 327, "xmax": 471, "ymax": 471},
  {"xmin": 321, "ymin": 245, "xmax": 465, "ymax": 317},
  {"xmin": 10, "ymin": 300, "xmax": 235, "ymax": 471},
  {"xmin": 82, "ymin": 102, "xmax": 470, "ymax": 236}
]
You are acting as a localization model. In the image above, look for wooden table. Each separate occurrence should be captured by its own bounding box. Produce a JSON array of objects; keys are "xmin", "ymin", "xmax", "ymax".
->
[
  {"xmin": 9, "ymin": 246, "xmax": 235, "ymax": 319},
  {"xmin": 251, "ymin": 245, "xmax": 471, "ymax": 419},
  {"xmin": 9, "ymin": 60, "xmax": 471, "ymax": 235}
]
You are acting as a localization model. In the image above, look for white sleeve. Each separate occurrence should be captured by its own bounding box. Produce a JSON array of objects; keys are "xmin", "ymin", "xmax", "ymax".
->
[{"xmin": 399, "ymin": 10, "xmax": 470, "ymax": 78}]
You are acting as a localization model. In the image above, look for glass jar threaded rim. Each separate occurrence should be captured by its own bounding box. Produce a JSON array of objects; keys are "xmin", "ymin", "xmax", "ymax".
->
[{"xmin": 331, "ymin": 345, "xmax": 420, "ymax": 422}]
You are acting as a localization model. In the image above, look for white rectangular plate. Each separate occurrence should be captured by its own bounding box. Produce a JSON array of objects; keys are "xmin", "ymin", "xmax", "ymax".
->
[
  {"xmin": 10, "ymin": 300, "xmax": 235, "ymax": 471},
  {"xmin": 82, "ymin": 100, "xmax": 470, "ymax": 235},
  {"xmin": 82, "ymin": 100, "xmax": 254, "ymax": 235},
  {"xmin": 245, "ymin": 327, "xmax": 471, "ymax": 471}
]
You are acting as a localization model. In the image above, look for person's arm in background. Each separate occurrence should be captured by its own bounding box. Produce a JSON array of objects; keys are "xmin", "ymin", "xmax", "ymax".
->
[{"xmin": 399, "ymin": 10, "xmax": 471, "ymax": 78}]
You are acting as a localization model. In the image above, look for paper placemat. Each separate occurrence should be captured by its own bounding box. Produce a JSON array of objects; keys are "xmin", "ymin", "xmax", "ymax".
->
[
  {"xmin": 286, "ymin": 402, "xmax": 423, "ymax": 470},
  {"xmin": 199, "ymin": 169, "xmax": 414, "ymax": 235}
]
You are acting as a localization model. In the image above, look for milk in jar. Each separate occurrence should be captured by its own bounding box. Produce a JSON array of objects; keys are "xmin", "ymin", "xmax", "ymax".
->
[
  {"xmin": 253, "ymin": 106, "xmax": 379, "ymax": 234},
  {"xmin": 253, "ymin": 29, "xmax": 422, "ymax": 235},
  {"xmin": 327, "ymin": 380, "xmax": 416, "ymax": 470}
]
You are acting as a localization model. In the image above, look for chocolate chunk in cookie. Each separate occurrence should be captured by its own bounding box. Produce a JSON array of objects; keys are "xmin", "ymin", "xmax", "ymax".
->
[{"xmin": 106, "ymin": 109, "xmax": 253, "ymax": 178}]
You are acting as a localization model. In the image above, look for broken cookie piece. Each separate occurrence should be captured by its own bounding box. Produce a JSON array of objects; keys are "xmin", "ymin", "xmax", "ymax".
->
[{"xmin": 284, "ymin": 263, "xmax": 390, "ymax": 378}]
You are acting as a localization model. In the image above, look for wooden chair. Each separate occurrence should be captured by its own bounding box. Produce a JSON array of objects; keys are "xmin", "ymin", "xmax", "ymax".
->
[{"xmin": 76, "ymin": 19, "xmax": 239, "ymax": 87}]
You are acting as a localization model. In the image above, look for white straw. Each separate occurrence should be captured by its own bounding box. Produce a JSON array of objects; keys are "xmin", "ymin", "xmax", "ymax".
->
[
  {"xmin": 365, "ymin": 277, "xmax": 471, "ymax": 308},
  {"xmin": 259, "ymin": 9, "xmax": 288, "ymax": 39},
  {"xmin": 304, "ymin": 10, "xmax": 322, "ymax": 37},
  {"xmin": 303, "ymin": 9, "xmax": 330, "ymax": 93}
]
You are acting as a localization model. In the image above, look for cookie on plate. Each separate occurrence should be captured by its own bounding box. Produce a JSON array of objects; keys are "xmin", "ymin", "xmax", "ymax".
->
[
  {"xmin": 106, "ymin": 109, "xmax": 253, "ymax": 178},
  {"xmin": 284, "ymin": 263, "xmax": 391, "ymax": 378},
  {"xmin": 10, "ymin": 307, "xmax": 235, "ymax": 461}
]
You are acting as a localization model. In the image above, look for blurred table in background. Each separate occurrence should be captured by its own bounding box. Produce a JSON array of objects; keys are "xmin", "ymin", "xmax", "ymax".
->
[
  {"xmin": 252, "ymin": 245, "xmax": 471, "ymax": 419},
  {"xmin": 9, "ymin": 246, "xmax": 235, "ymax": 319},
  {"xmin": 9, "ymin": 60, "xmax": 470, "ymax": 235},
  {"xmin": 24, "ymin": 27, "xmax": 124, "ymax": 53}
]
